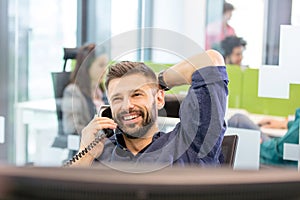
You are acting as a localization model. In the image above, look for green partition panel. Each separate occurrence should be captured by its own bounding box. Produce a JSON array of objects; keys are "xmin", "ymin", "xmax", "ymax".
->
[
  {"xmin": 240, "ymin": 68, "xmax": 259, "ymax": 113},
  {"xmin": 145, "ymin": 62, "xmax": 173, "ymax": 73},
  {"xmin": 287, "ymin": 84, "xmax": 300, "ymax": 116},
  {"xmin": 226, "ymin": 65, "xmax": 243, "ymax": 108},
  {"xmin": 241, "ymin": 68, "xmax": 300, "ymax": 116}
]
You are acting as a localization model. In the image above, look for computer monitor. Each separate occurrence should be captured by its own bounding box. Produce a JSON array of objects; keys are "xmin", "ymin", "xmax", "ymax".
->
[{"xmin": 0, "ymin": 165, "xmax": 299, "ymax": 200}]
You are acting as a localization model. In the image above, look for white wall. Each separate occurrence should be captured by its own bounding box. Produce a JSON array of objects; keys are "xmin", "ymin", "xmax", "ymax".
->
[
  {"xmin": 151, "ymin": 0, "xmax": 206, "ymax": 63},
  {"xmin": 292, "ymin": 0, "xmax": 300, "ymax": 26},
  {"xmin": 227, "ymin": 0, "xmax": 265, "ymax": 68}
]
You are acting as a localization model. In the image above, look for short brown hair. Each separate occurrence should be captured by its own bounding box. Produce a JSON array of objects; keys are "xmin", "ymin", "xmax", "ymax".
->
[
  {"xmin": 223, "ymin": 2, "xmax": 234, "ymax": 14},
  {"xmin": 105, "ymin": 61, "xmax": 157, "ymax": 89}
]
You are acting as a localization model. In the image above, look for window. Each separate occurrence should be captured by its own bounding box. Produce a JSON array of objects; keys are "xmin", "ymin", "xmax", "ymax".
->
[
  {"xmin": 225, "ymin": 0, "xmax": 264, "ymax": 67},
  {"xmin": 111, "ymin": 0, "xmax": 139, "ymax": 61},
  {"xmin": 27, "ymin": 0, "xmax": 77, "ymax": 100},
  {"xmin": 11, "ymin": 0, "xmax": 77, "ymax": 165}
]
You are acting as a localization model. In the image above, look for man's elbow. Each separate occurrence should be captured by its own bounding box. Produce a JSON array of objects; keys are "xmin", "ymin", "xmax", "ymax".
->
[{"xmin": 206, "ymin": 50, "xmax": 225, "ymax": 66}]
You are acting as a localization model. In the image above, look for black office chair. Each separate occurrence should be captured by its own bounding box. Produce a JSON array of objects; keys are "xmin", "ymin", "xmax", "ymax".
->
[
  {"xmin": 158, "ymin": 94, "xmax": 185, "ymax": 118},
  {"xmin": 51, "ymin": 47, "xmax": 77, "ymax": 148},
  {"xmin": 51, "ymin": 71, "xmax": 71, "ymax": 148},
  {"xmin": 220, "ymin": 135, "xmax": 239, "ymax": 167}
]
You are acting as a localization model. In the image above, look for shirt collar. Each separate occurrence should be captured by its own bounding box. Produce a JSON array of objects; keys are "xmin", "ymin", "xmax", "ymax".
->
[{"xmin": 114, "ymin": 130, "xmax": 162, "ymax": 153}]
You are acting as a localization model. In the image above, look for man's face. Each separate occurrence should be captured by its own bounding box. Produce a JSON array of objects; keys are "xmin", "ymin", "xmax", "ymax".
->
[
  {"xmin": 107, "ymin": 73, "xmax": 164, "ymax": 138},
  {"xmin": 223, "ymin": 10, "xmax": 233, "ymax": 22},
  {"xmin": 228, "ymin": 46, "xmax": 244, "ymax": 66}
]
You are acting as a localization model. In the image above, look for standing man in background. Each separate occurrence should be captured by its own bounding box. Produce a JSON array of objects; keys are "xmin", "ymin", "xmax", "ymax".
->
[{"xmin": 206, "ymin": 2, "xmax": 236, "ymax": 50}]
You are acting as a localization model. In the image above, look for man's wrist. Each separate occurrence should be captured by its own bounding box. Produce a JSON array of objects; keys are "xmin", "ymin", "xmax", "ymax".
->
[{"xmin": 158, "ymin": 71, "xmax": 170, "ymax": 91}]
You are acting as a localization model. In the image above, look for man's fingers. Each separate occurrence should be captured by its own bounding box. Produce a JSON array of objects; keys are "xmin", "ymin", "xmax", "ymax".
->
[
  {"xmin": 81, "ymin": 118, "xmax": 117, "ymax": 139},
  {"xmin": 258, "ymin": 121, "xmax": 271, "ymax": 127},
  {"xmin": 92, "ymin": 122, "xmax": 117, "ymax": 131},
  {"xmin": 92, "ymin": 117, "xmax": 117, "ymax": 125}
]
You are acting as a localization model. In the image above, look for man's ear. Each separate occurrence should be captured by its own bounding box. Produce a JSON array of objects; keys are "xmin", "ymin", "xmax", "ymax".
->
[{"xmin": 156, "ymin": 89, "xmax": 165, "ymax": 110}]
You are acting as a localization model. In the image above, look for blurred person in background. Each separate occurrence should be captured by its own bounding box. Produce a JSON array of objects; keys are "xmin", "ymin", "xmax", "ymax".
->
[
  {"xmin": 206, "ymin": 2, "xmax": 236, "ymax": 50},
  {"xmin": 228, "ymin": 108, "xmax": 300, "ymax": 167},
  {"xmin": 220, "ymin": 36, "xmax": 247, "ymax": 68},
  {"xmin": 62, "ymin": 43, "xmax": 108, "ymax": 158}
]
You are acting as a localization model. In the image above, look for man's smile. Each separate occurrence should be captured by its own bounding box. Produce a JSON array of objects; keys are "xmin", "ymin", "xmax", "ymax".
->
[{"xmin": 121, "ymin": 111, "xmax": 143, "ymax": 125}]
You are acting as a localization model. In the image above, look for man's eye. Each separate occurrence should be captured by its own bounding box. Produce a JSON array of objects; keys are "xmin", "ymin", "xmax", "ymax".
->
[
  {"xmin": 133, "ymin": 93, "xmax": 142, "ymax": 97},
  {"xmin": 112, "ymin": 97, "xmax": 122, "ymax": 102}
]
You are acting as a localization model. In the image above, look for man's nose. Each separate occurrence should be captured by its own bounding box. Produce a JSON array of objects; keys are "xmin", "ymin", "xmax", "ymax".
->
[{"xmin": 121, "ymin": 97, "xmax": 134, "ymax": 110}]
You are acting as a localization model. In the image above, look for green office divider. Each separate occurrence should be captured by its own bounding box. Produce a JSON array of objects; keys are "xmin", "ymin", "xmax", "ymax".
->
[
  {"xmin": 241, "ymin": 68, "xmax": 260, "ymax": 113},
  {"xmin": 240, "ymin": 68, "xmax": 300, "ymax": 116},
  {"xmin": 145, "ymin": 62, "xmax": 173, "ymax": 73},
  {"xmin": 226, "ymin": 65, "xmax": 243, "ymax": 108}
]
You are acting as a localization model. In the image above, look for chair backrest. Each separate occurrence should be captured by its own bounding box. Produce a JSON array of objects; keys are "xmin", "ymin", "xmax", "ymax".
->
[
  {"xmin": 158, "ymin": 94, "xmax": 185, "ymax": 118},
  {"xmin": 63, "ymin": 47, "xmax": 78, "ymax": 71},
  {"xmin": 51, "ymin": 71, "xmax": 71, "ymax": 135},
  {"xmin": 221, "ymin": 135, "xmax": 238, "ymax": 167}
]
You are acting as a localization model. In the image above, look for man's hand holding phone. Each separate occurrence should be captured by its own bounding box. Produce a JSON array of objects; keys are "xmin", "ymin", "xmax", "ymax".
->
[{"xmin": 76, "ymin": 116, "xmax": 117, "ymax": 166}]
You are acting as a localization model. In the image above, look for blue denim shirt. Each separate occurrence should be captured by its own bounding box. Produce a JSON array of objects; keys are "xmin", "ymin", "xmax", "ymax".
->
[{"xmin": 97, "ymin": 66, "xmax": 228, "ymax": 171}]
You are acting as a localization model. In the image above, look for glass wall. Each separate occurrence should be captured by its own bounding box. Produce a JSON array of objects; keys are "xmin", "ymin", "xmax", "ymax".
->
[
  {"xmin": 1, "ymin": 0, "xmax": 299, "ymax": 167},
  {"xmin": 291, "ymin": 0, "xmax": 300, "ymax": 26},
  {"xmin": 205, "ymin": 0, "xmax": 264, "ymax": 68},
  {"xmin": 151, "ymin": 0, "xmax": 206, "ymax": 64},
  {"xmin": 111, "ymin": 0, "xmax": 139, "ymax": 61},
  {"xmin": 226, "ymin": 0, "xmax": 264, "ymax": 68},
  {"xmin": 9, "ymin": 0, "xmax": 77, "ymax": 166},
  {"xmin": 27, "ymin": 0, "xmax": 77, "ymax": 100}
]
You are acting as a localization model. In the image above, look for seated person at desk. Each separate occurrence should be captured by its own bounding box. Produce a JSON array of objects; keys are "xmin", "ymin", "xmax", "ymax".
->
[
  {"xmin": 66, "ymin": 50, "xmax": 229, "ymax": 169},
  {"xmin": 62, "ymin": 43, "xmax": 108, "ymax": 157},
  {"xmin": 220, "ymin": 36, "xmax": 247, "ymax": 68},
  {"xmin": 228, "ymin": 108, "xmax": 300, "ymax": 167}
]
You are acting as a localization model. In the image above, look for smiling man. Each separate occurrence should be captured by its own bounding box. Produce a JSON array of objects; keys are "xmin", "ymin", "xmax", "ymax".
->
[{"xmin": 70, "ymin": 50, "xmax": 229, "ymax": 170}]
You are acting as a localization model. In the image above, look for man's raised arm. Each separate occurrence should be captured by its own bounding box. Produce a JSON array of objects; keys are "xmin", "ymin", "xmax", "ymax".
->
[{"xmin": 161, "ymin": 50, "xmax": 225, "ymax": 89}]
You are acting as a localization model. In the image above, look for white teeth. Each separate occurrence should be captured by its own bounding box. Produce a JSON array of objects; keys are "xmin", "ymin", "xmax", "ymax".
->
[{"xmin": 124, "ymin": 115, "xmax": 138, "ymax": 120}]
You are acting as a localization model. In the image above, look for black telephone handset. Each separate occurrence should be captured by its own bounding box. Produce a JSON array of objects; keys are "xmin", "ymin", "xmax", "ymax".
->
[
  {"xmin": 64, "ymin": 105, "xmax": 114, "ymax": 167},
  {"xmin": 100, "ymin": 105, "xmax": 114, "ymax": 137}
]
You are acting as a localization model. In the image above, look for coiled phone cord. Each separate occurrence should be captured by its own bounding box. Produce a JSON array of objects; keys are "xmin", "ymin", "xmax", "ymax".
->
[{"xmin": 63, "ymin": 129, "xmax": 113, "ymax": 167}]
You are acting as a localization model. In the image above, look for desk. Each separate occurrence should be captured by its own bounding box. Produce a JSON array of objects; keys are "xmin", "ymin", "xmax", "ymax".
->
[
  {"xmin": 225, "ymin": 127, "xmax": 260, "ymax": 170},
  {"xmin": 226, "ymin": 108, "xmax": 287, "ymax": 137},
  {"xmin": 15, "ymin": 99, "xmax": 58, "ymax": 166}
]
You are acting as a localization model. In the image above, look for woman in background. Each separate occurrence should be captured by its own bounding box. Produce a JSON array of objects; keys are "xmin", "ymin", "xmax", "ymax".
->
[{"xmin": 61, "ymin": 43, "xmax": 108, "ymax": 157}]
